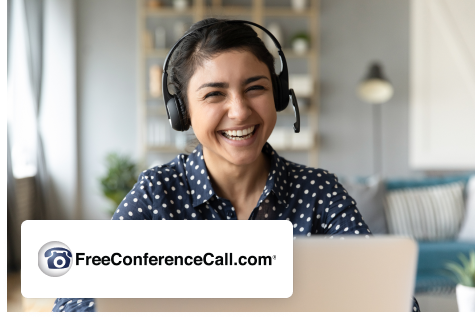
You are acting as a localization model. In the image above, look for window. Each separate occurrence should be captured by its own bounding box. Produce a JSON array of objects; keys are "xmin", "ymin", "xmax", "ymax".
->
[{"xmin": 7, "ymin": 0, "xmax": 38, "ymax": 179}]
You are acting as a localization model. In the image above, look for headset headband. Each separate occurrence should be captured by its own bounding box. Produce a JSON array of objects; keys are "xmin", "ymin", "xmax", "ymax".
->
[
  {"xmin": 161, "ymin": 19, "xmax": 300, "ymax": 133},
  {"xmin": 163, "ymin": 20, "xmax": 282, "ymax": 75}
]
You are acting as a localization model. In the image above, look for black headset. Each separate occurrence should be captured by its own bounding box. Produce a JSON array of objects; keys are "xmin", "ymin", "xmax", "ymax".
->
[{"xmin": 162, "ymin": 20, "xmax": 300, "ymax": 133}]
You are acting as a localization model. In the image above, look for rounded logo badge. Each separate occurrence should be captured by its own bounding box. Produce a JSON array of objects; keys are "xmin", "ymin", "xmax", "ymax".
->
[{"xmin": 38, "ymin": 241, "xmax": 73, "ymax": 277}]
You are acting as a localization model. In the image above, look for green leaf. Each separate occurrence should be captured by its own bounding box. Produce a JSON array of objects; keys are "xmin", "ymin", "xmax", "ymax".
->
[
  {"xmin": 99, "ymin": 152, "xmax": 138, "ymax": 216},
  {"xmin": 291, "ymin": 31, "xmax": 310, "ymax": 42},
  {"xmin": 471, "ymin": 252, "xmax": 475, "ymax": 272},
  {"xmin": 444, "ymin": 251, "xmax": 475, "ymax": 287}
]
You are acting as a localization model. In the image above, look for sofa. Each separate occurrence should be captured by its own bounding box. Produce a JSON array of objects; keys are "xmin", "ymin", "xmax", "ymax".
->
[{"xmin": 343, "ymin": 173, "xmax": 475, "ymax": 294}]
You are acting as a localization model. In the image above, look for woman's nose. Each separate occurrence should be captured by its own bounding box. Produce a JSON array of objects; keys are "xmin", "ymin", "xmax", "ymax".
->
[{"xmin": 226, "ymin": 94, "xmax": 252, "ymax": 121}]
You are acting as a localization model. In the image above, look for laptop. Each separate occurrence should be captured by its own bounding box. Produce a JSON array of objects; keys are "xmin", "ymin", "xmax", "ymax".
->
[{"xmin": 97, "ymin": 236, "xmax": 418, "ymax": 312}]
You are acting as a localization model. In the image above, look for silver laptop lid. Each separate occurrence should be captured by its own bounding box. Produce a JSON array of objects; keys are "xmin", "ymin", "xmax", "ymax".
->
[{"xmin": 97, "ymin": 236, "xmax": 417, "ymax": 312}]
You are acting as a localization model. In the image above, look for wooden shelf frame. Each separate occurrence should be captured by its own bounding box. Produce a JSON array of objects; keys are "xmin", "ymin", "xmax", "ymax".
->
[{"xmin": 137, "ymin": 0, "xmax": 320, "ymax": 168}]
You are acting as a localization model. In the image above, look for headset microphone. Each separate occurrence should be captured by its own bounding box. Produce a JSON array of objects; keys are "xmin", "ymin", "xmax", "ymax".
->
[{"xmin": 162, "ymin": 20, "xmax": 300, "ymax": 133}]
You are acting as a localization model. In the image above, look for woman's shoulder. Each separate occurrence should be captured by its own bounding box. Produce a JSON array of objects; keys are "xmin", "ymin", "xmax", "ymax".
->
[
  {"xmin": 272, "ymin": 157, "xmax": 343, "ymax": 204},
  {"xmin": 111, "ymin": 153, "xmax": 192, "ymax": 221},
  {"xmin": 277, "ymin": 155, "xmax": 339, "ymax": 185},
  {"xmin": 140, "ymin": 153, "xmax": 189, "ymax": 187}
]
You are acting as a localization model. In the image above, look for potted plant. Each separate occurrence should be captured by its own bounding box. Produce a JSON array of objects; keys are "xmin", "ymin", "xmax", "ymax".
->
[
  {"xmin": 99, "ymin": 153, "xmax": 138, "ymax": 216},
  {"xmin": 291, "ymin": 32, "xmax": 310, "ymax": 55},
  {"xmin": 444, "ymin": 251, "xmax": 475, "ymax": 312}
]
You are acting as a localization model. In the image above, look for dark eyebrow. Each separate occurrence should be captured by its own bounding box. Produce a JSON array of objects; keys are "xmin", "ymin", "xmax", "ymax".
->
[
  {"xmin": 196, "ymin": 75, "xmax": 269, "ymax": 92},
  {"xmin": 243, "ymin": 75, "xmax": 269, "ymax": 86},
  {"xmin": 196, "ymin": 82, "xmax": 228, "ymax": 91}
]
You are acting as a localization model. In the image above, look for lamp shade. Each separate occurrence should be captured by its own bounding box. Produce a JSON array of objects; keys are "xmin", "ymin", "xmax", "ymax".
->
[{"xmin": 357, "ymin": 63, "xmax": 394, "ymax": 104}]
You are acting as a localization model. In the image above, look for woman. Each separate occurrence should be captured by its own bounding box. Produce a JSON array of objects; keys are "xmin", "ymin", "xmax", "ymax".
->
[{"xmin": 53, "ymin": 18, "xmax": 420, "ymax": 312}]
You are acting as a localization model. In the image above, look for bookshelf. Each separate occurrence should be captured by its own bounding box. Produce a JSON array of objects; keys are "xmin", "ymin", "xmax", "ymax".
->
[{"xmin": 137, "ymin": 0, "xmax": 320, "ymax": 168}]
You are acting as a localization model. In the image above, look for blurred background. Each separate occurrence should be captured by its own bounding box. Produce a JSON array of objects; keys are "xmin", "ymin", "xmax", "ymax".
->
[{"xmin": 6, "ymin": 0, "xmax": 475, "ymax": 312}]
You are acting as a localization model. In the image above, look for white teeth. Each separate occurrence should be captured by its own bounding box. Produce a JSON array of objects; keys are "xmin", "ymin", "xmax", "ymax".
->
[{"xmin": 222, "ymin": 125, "xmax": 256, "ymax": 139}]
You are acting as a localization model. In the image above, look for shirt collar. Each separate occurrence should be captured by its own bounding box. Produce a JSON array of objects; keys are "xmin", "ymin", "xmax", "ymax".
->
[
  {"xmin": 185, "ymin": 144, "xmax": 214, "ymax": 207},
  {"xmin": 260, "ymin": 142, "xmax": 288, "ymax": 205},
  {"xmin": 186, "ymin": 142, "xmax": 289, "ymax": 208}
]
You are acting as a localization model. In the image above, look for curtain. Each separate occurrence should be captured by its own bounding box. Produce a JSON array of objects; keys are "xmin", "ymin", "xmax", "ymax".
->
[
  {"xmin": 24, "ymin": 0, "xmax": 49, "ymax": 221},
  {"xmin": 7, "ymin": 128, "xmax": 20, "ymax": 271},
  {"xmin": 8, "ymin": 0, "xmax": 77, "ymax": 220},
  {"xmin": 4, "ymin": 0, "xmax": 20, "ymax": 271},
  {"xmin": 7, "ymin": 0, "xmax": 49, "ymax": 270}
]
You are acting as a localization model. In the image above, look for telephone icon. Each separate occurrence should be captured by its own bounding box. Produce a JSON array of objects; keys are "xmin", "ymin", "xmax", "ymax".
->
[{"xmin": 44, "ymin": 247, "xmax": 72, "ymax": 269}]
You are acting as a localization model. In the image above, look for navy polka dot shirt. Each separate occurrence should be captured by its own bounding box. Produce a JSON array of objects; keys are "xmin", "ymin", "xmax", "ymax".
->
[
  {"xmin": 52, "ymin": 142, "xmax": 420, "ymax": 312},
  {"xmin": 111, "ymin": 142, "xmax": 374, "ymax": 232}
]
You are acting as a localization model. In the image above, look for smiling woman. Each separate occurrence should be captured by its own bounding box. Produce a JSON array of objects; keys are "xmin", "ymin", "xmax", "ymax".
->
[
  {"xmin": 187, "ymin": 50, "xmax": 276, "ymax": 219},
  {"xmin": 52, "ymin": 18, "xmax": 420, "ymax": 312}
]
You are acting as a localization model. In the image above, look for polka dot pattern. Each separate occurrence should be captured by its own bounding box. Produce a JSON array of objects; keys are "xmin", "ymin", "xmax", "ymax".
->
[
  {"xmin": 53, "ymin": 142, "xmax": 419, "ymax": 312},
  {"xmin": 51, "ymin": 298, "xmax": 96, "ymax": 312},
  {"xmin": 107, "ymin": 142, "xmax": 374, "ymax": 233}
]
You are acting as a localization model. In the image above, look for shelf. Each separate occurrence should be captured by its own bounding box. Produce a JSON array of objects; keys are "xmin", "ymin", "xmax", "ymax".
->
[
  {"xmin": 279, "ymin": 107, "xmax": 317, "ymax": 116},
  {"xmin": 263, "ymin": 8, "xmax": 316, "ymax": 17},
  {"xmin": 146, "ymin": 108, "xmax": 168, "ymax": 116},
  {"xmin": 147, "ymin": 146, "xmax": 185, "ymax": 153},
  {"xmin": 145, "ymin": 48, "xmax": 317, "ymax": 60},
  {"xmin": 281, "ymin": 49, "xmax": 317, "ymax": 59},
  {"xmin": 143, "ymin": 6, "xmax": 316, "ymax": 18},
  {"xmin": 145, "ymin": 93, "xmax": 164, "ymax": 101},
  {"xmin": 273, "ymin": 146, "xmax": 317, "ymax": 152},
  {"xmin": 204, "ymin": 6, "xmax": 253, "ymax": 16},
  {"xmin": 146, "ymin": 49, "xmax": 170, "ymax": 58},
  {"xmin": 138, "ymin": 0, "xmax": 320, "ymax": 168},
  {"xmin": 143, "ymin": 8, "xmax": 194, "ymax": 17},
  {"xmin": 143, "ymin": 7, "xmax": 315, "ymax": 18}
]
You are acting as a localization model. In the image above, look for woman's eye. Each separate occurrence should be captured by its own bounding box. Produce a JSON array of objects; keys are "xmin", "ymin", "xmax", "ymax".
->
[
  {"xmin": 246, "ymin": 85, "xmax": 265, "ymax": 93},
  {"xmin": 204, "ymin": 91, "xmax": 223, "ymax": 99}
]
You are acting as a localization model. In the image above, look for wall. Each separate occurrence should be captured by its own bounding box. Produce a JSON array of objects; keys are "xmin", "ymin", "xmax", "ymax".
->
[
  {"xmin": 77, "ymin": 0, "xmax": 138, "ymax": 219},
  {"xmin": 410, "ymin": 0, "xmax": 475, "ymax": 170},
  {"xmin": 75, "ymin": 0, "xmax": 419, "ymax": 219},
  {"xmin": 318, "ymin": 0, "xmax": 418, "ymax": 179}
]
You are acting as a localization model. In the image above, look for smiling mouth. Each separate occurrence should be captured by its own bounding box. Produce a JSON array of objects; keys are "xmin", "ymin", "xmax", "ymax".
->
[{"xmin": 219, "ymin": 125, "xmax": 259, "ymax": 141}]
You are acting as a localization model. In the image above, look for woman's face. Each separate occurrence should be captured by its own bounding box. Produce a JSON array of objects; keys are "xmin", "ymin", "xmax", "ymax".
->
[{"xmin": 187, "ymin": 50, "xmax": 277, "ymax": 166}]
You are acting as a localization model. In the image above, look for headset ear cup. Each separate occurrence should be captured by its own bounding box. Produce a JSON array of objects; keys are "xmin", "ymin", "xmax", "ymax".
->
[
  {"xmin": 272, "ymin": 75, "xmax": 281, "ymax": 111},
  {"xmin": 176, "ymin": 94, "xmax": 190, "ymax": 131},
  {"xmin": 278, "ymin": 73, "xmax": 289, "ymax": 112},
  {"xmin": 166, "ymin": 96, "xmax": 180, "ymax": 131}
]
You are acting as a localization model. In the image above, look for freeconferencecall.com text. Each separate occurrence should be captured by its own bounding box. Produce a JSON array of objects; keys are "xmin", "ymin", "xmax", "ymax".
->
[{"xmin": 76, "ymin": 252, "xmax": 277, "ymax": 267}]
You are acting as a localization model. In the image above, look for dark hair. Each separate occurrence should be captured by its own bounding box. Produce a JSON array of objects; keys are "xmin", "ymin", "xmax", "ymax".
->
[{"xmin": 168, "ymin": 18, "xmax": 277, "ymax": 129}]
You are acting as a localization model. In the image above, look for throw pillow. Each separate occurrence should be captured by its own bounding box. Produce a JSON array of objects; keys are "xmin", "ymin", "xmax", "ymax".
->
[
  {"xmin": 458, "ymin": 176, "xmax": 475, "ymax": 242},
  {"xmin": 342, "ymin": 175, "xmax": 388, "ymax": 234},
  {"xmin": 384, "ymin": 181, "xmax": 465, "ymax": 241}
]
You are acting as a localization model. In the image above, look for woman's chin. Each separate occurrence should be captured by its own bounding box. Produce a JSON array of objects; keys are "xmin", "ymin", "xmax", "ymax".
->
[
  {"xmin": 225, "ymin": 144, "xmax": 267, "ymax": 167},
  {"xmin": 220, "ymin": 145, "xmax": 262, "ymax": 165}
]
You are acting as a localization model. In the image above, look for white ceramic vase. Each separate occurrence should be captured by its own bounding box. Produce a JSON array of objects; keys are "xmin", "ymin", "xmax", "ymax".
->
[
  {"xmin": 173, "ymin": 0, "xmax": 188, "ymax": 11},
  {"xmin": 291, "ymin": 0, "xmax": 307, "ymax": 12},
  {"xmin": 456, "ymin": 284, "xmax": 475, "ymax": 312},
  {"xmin": 292, "ymin": 38, "xmax": 309, "ymax": 55}
]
